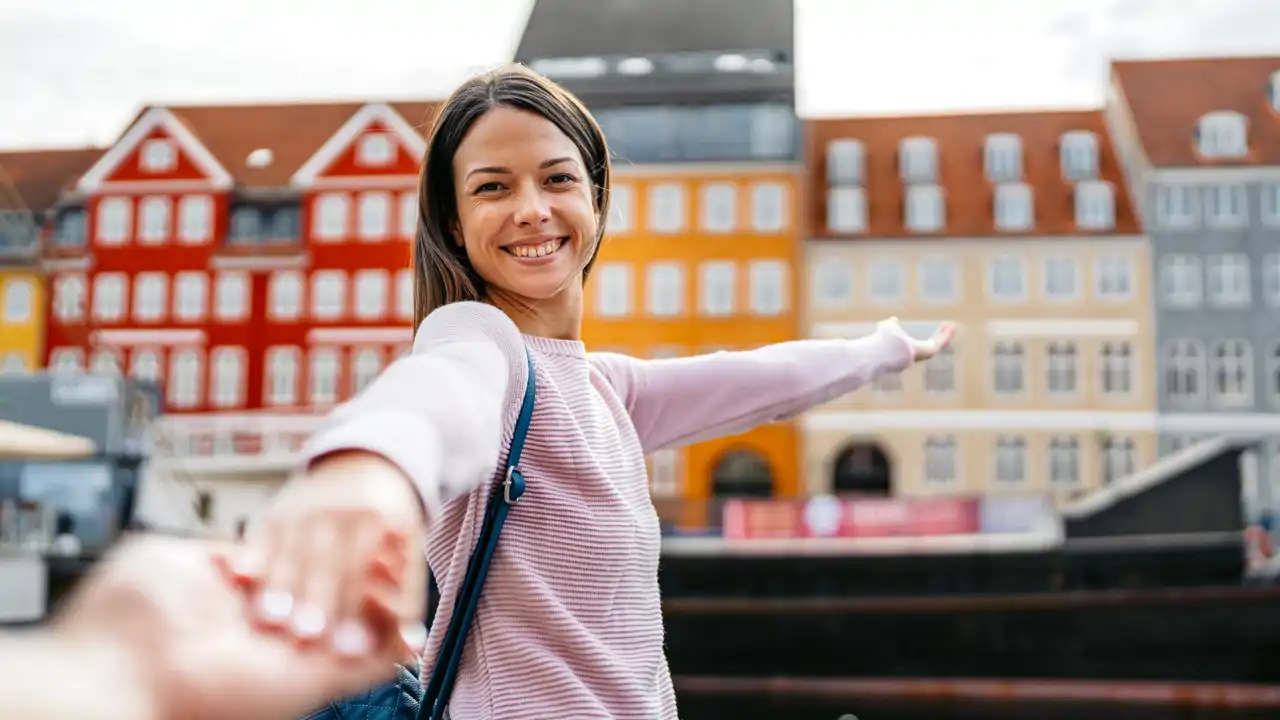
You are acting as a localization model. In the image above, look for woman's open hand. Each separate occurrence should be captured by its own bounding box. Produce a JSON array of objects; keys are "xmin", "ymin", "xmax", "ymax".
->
[
  {"xmin": 220, "ymin": 451, "xmax": 429, "ymax": 658},
  {"xmin": 878, "ymin": 317, "xmax": 956, "ymax": 362}
]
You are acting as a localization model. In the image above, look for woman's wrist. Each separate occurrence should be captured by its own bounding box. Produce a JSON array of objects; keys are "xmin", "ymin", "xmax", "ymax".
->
[{"xmin": 306, "ymin": 450, "xmax": 428, "ymax": 529}]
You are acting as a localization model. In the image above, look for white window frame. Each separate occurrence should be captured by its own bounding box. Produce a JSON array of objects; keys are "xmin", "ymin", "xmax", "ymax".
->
[
  {"xmin": 1046, "ymin": 342, "xmax": 1078, "ymax": 395},
  {"xmin": 1196, "ymin": 111, "xmax": 1248, "ymax": 158},
  {"xmin": 53, "ymin": 274, "xmax": 86, "ymax": 322},
  {"xmin": 210, "ymin": 346, "xmax": 245, "ymax": 408},
  {"xmin": 167, "ymin": 348, "xmax": 202, "ymax": 409},
  {"xmin": 826, "ymin": 139, "xmax": 864, "ymax": 185},
  {"xmin": 356, "ymin": 133, "xmax": 395, "ymax": 166},
  {"xmin": 898, "ymin": 136, "xmax": 937, "ymax": 183},
  {"xmin": 594, "ymin": 263, "xmax": 632, "ymax": 317},
  {"xmin": 648, "ymin": 183, "xmax": 685, "ymax": 233},
  {"xmin": 607, "ymin": 184, "xmax": 633, "ymax": 234},
  {"xmin": 984, "ymin": 133, "xmax": 1022, "ymax": 182},
  {"xmin": 918, "ymin": 256, "xmax": 956, "ymax": 304},
  {"xmin": 698, "ymin": 261, "xmax": 736, "ymax": 316},
  {"xmin": 1264, "ymin": 254, "xmax": 1280, "ymax": 307},
  {"xmin": 50, "ymin": 348, "xmax": 83, "ymax": 375},
  {"xmin": 177, "ymin": 195, "xmax": 212, "ymax": 244},
  {"xmin": 1042, "ymin": 256, "xmax": 1078, "ymax": 301},
  {"xmin": 699, "ymin": 182, "xmax": 736, "ymax": 232},
  {"xmin": 1100, "ymin": 341, "xmax": 1134, "ymax": 396},
  {"xmin": 1156, "ymin": 185, "xmax": 1198, "ymax": 228},
  {"xmin": 923, "ymin": 435, "xmax": 957, "ymax": 486},
  {"xmin": 1049, "ymin": 436, "xmax": 1080, "ymax": 486},
  {"xmin": 992, "ymin": 342, "xmax": 1025, "ymax": 395},
  {"xmin": 398, "ymin": 191, "xmax": 418, "ymax": 240},
  {"xmin": 645, "ymin": 263, "xmax": 683, "ymax": 317},
  {"xmin": 1211, "ymin": 339, "xmax": 1253, "ymax": 407},
  {"xmin": 923, "ymin": 345, "xmax": 956, "ymax": 395},
  {"xmin": 129, "ymin": 348, "xmax": 160, "ymax": 382},
  {"xmin": 89, "ymin": 349, "xmax": 119, "ymax": 377},
  {"xmin": 905, "ymin": 184, "xmax": 944, "ymax": 233},
  {"xmin": 265, "ymin": 346, "xmax": 300, "ymax": 406},
  {"xmin": 311, "ymin": 271, "xmax": 347, "ymax": 320},
  {"xmin": 96, "ymin": 198, "xmax": 131, "ymax": 245},
  {"xmin": 1060, "ymin": 130, "xmax": 1098, "ymax": 181},
  {"xmin": 139, "ymin": 138, "xmax": 176, "ymax": 172},
  {"xmin": 1101, "ymin": 436, "xmax": 1137, "ymax": 485},
  {"xmin": 994, "ymin": 182, "xmax": 1033, "ymax": 231},
  {"xmin": 1159, "ymin": 255, "xmax": 1203, "ymax": 307},
  {"xmin": 270, "ymin": 270, "xmax": 304, "ymax": 321},
  {"xmin": 1205, "ymin": 184, "xmax": 1247, "ymax": 229},
  {"xmin": 92, "ymin": 272, "xmax": 127, "ymax": 323},
  {"xmin": 1075, "ymin": 180, "xmax": 1115, "ymax": 230},
  {"xmin": 827, "ymin": 187, "xmax": 866, "ymax": 233},
  {"xmin": 988, "ymin": 255, "xmax": 1026, "ymax": 301},
  {"xmin": 748, "ymin": 259, "xmax": 787, "ymax": 316},
  {"xmin": 1163, "ymin": 339, "xmax": 1205, "ymax": 405},
  {"xmin": 749, "ymin": 182, "xmax": 787, "ymax": 232},
  {"xmin": 396, "ymin": 269, "xmax": 414, "ymax": 321},
  {"xmin": 2, "ymin": 279, "xmax": 31, "ymax": 323},
  {"xmin": 138, "ymin": 196, "xmax": 170, "ymax": 244},
  {"xmin": 308, "ymin": 347, "xmax": 341, "ymax": 406},
  {"xmin": 1095, "ymin": 255, "xmax": 1132, "ymax": 301},
  {"xmin": 649, "ymin": 449, "xmax": 680, "ymax": 497},
  {"xmin": 350, "ymin": 347, "xmax": 383, "ymax": 396},
  {"xmin": 357, "ymin": 191, "xmax": 391, "ymax": 241},
  {"xmin": 1206, "ymin": 254, "xmax": 1251, "ymax": 307},
  {"xmin": 214, "ymin": 271, "xmax": 249, "ymax": 322},
  {"xmin": 354, "ymin": 269, "xmax": 389, "ymax": 320},
  {"xmin": 868, "ymin": 258, "xmax": 904, "ymax": 305},
  {"xmin": 811, "ymin": 260, "xmax": 853, "ymax": 308},
  {"xmin": 173, "ymin": 271, "xmax": 208, "ymax": 322},
  {"xmin": 994, "ymin": 436, "xmax": 1027, "ymax": 485},
  {"xmin": 314, "ymin": 193, "xmax": 350, "ymax": 241},
  {"xmin": 132, "ymin": 272, "xmax": 167, "ymax": 323}
]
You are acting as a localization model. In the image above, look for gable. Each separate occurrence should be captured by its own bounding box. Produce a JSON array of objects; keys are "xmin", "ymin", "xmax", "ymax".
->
[
  {"xmin": 291, "ymin": 103, "xmax": 429, "ymax": 187},
  {"xmin": 77, "ymin": 107, "xmax": 233, "ymax": 192}
]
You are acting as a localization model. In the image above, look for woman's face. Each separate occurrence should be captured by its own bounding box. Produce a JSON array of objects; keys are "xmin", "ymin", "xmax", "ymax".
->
[{"xmin": 451, "ymin": 105, "xmax": 598, "ymax": 303}]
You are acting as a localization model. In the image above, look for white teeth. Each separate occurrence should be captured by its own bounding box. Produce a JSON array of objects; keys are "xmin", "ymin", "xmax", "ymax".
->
[{"xmin": 509, "ymin": 239, "xmax": 562, "ymax": 258}]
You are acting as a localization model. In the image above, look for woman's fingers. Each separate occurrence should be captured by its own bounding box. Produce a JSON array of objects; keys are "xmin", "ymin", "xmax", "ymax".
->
[{"xmin": 253, "ymin": 519, "xmax": 300, "ymax": 629}]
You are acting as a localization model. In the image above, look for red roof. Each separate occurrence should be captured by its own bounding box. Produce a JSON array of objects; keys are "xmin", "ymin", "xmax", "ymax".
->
[{"xmin": 0, "ymin": 148, "xmax": 104, "ymax": 210}]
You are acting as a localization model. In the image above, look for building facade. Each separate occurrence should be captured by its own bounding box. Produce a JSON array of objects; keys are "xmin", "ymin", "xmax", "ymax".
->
[
  {"xmin": 517, "ymin": 0, "xmax": 804, "ymax": 507},
  {"xmin": 801, "ymin": 110, "xmax": 1156, "ymax": 505},
  {"xmin": 1104, "ymin": 56, "xmax": 1280, "ymax": 517}
]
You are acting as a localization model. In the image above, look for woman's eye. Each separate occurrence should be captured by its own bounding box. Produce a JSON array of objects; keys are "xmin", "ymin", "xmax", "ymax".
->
[
  {"xmin": 475, "ymin": 182, "xmax": 502, "ymax": 193},
  {"xmin": 548, "ymin": 173, "xmax": 577, "ymax": 185}
]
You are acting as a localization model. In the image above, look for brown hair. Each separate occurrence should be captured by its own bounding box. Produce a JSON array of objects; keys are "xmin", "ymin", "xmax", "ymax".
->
[{"xmin": 412, "ymin": 63, "xmax": 612, "ymax": 327}]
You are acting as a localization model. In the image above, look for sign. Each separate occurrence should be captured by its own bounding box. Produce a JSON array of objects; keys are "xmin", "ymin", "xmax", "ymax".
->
[
  {"xmin": 978, "ymin": 495, "xmax": 1056, "ymax": 534},
  {"xmin": 843, "ymin": 497, "xmax": 980, "ymax": 538},
  {"xmin": 724, "ymin": 497, "xmax": 980, "ymax": 540},
  {"xmin": 722, "ymin": 499, "xmax": 802, "ymax": 540}
]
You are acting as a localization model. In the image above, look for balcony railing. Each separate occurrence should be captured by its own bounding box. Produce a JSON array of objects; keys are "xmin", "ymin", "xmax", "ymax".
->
[{"xmin": 146, "ymin": 412, "xmax": 327, "ymax": 475}]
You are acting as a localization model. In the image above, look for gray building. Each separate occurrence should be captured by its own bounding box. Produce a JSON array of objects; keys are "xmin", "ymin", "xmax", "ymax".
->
[
  {"xmin": 1104, "ymin": 55, "xmax": 1280, "ymax": 518},
  {"xmin": 514, "ymin": 0, "xmax": 799, "ymax": 164}
]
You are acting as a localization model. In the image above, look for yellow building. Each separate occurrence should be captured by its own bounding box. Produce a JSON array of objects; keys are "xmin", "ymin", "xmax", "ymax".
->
[
  {"xmin": 0, "ymin": 149, "xmax": 100, "ymax": 373},
  {"xmin": 801, "ymin": 110, "xmax": 1157, "ymax": 506},
  {"xmin": 584, "ymin": 164, "xmax": 802, "ymax": 500}
]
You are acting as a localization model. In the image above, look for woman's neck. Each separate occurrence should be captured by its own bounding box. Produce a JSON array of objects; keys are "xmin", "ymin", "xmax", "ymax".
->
[{"xmin": 485, "ymin": 285, "xmax": 583, "ymax": 340}]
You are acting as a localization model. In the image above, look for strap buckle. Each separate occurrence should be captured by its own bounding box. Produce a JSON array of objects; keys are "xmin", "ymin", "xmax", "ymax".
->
[{"xmin": 503, "ymin": 466, "xmax": 525, "ymax": 505}]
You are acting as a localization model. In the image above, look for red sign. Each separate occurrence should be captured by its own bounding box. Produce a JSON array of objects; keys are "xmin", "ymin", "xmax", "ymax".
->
[
  {"xmin": 722, "ymin": 499, "xmax": 802, "ymax": 540},
  {"xmin": 724, "ymin": 497, "xmax": 980, "ymax": 540}
]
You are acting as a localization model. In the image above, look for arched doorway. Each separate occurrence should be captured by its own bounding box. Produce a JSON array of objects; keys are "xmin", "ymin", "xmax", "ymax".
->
[
  {"xmin": 831, "ymin": 442, "xmax": 891, "ymax": 495},
  {"xmin": 711, "ymin": 449, "xmax": 774, "ymax": 497}
]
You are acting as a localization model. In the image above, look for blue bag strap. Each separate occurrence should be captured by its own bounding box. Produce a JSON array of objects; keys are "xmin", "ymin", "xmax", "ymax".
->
[{"xmin": 419, "ymin": 347, "xmax": 536, "ymax": 720}]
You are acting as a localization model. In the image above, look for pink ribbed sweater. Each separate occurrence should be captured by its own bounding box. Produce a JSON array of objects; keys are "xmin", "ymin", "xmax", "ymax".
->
[{"xmin": 302, "ymin": 301, "xmax": 914, "ymax": 720}]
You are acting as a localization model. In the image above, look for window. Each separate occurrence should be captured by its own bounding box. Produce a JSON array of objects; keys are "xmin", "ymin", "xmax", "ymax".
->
[
  {"xmin": 1211, "ymin": 339, "xmax": 1252, "ymax": 405},
  {"xmin": 607, "ymin": 185, "xmax": 633, "ymax": 233},
  {"xmin": 1205, "ymin": 184, "xmax": 1247, "ymax": 228},
  {"xmin": 648, "ymin": 184, "xmax": 685, "ymax": 233},
  {"xmin": 905, "ymin": 184, "xmax": 944, "ymax": 232},
  {"xmin": 868, "ymin": 258, "xmax": 904, "ymax": 304},
  {"xmin": 1159, "ymin": 255, "xmax": 1202, "ymax": 307},
  {"xmin": 872, "ymin": 370, "xmax": 902, "ymax": 394},
  {"xmin": 750, "ymin": 182, "xmax": 787, "ymax": 232},
  {"xmin": 314, "ymin": 193, "xmax": 350, "ymax": 241},
  {"xmin": 700, "ymin": 183, "xmax": 736, "ymax": 232},
  {"xmin": 1075, "ymin": 181, "xmax": 1114, "ymax": 230},
  {"xmin": 1264, "ymin": 255, "xmax": 1280, "ymax": 307},
  {"xmin": 994, "ymin": 182, "xmax": 1033, "ymax": 231},
  {"xmin": 924, "ymin": 436, "xmax": 957, "ymax": 485},
  {"xmin": 1101, "ymin": 436, "xmax": 1136, "ymax": 485},
  {"xmin": 994, "ymin": 436, "xmax": 1026, "ymax": 484},
  {"xmin": 54, "ymin": 208, "xmax": 86, "ymax": 247},
  {"xmin": 985, "ymin": 133, "xmax": 1022, "ymax": 182},
  {"xmin": 398, "ymin": 192, "xmax": 418, "ymax": 240},
  {"xmin": 132, "ymin": 273, "xmax": 166, "ymax": 322},
  {"xmin": 53, "ymin": 274, "xmax": 86, "ymax": 322},
  {"xmin": 173, "ymin": 272, "xmax": 207, "ymax": 322},
  {"xmin": 350, "ymin": 348, "xmax": 382, "ymax": 396},
  {"xmin": 308, "ymin": 348, "xmax": 340, "ymax": 405},
  {"xmin": 812, "ymin": 261, "xmax": 852, "ymax": 308},
  {"xmin": 1206, "ymin": 254, "xmax": 1250, "ymax": 306},
  {"xmin": 1270, "ymin": 342, "xmax": 1280, "ymax": 404},
  {"xmin": 50, "ymin": 348, "xmax": 82, "ymax": 374},
  {"xmin": 1266, "ymin": 185, "xmax": 1280, "ymax": 226},
  {"xmin": 1100, "ymin": 342, "xmax": 1133, "ymax": 395},
  {"xmin": 988, "ymin": 256, "xmax": 1025, "ymax": 300},
  {"xmin": 356, "ymin": 133, "xmax": 395, "ymax": 166},
  {"xmin": 645, "ymin": 263, "xmax": 683, "ymax": 316},
  {"xmin": 96, "ymin": 198, "xmax": 130, "ymax": 245},
  {"xmin": 1, "ymin": 353, "xmax": 25, "ymax": 374},
  {"xmin": 919, "ymin": 257, "xmax": 956, "ymax": 303},
  {"xmin": 214, "ymin": 272, "xmax": 248, "ymax": 321},
  {"xmin": 311, "ymin": 271, "xmax": 346, "ymax": 320},
  {"xmin": 1156, "ymin": 185, "xmax": 1198, "ymax": 227},
  {"xmin": 699, "ymin": 261, "xmax": 736, "ymax": 316},
  {"xmin": 826, "ymin": 139, "xmax": 864, "ymax": 185},
  {"xmin": 1043, "ymin": 257, "xmax": 1077, "ymax": 299},
  {"xmin": 139, "ymin": 138, "xmax": 176, "ymax": 172},
  {"xmin": 924, "ymin": 346, "xmax": 955, "ymax": 394},
  {"xmin": 1164, "ymin": 340, "xmax": 1203, "ymax": 403},
  {"xmin": 1096, "ymin": 255, "xmax": 1132, "ymax": 300},
  {"xmin": 354, "ymin": 269, "xmax": 389, "ymax": 320},
  {"xmin": 210, "ymin": 347, "xmax": 244, "ymax": 408},
  {"xmin": 130, "ymin": 349, "xmax": 159, "ymax": 382},
  {"xmin": 177, "ymin": 195, "xmax": 212, "ymax": 243},
  {"xmin": 2, "ymin": 279, "xmax": 30, "ymax": 323},
  {"xmin": 1049, "ymin": 437, "xmax": 1080, "ymax": 486},
  {"xmin": 89, "ymin": 349, "xmax": 119, "ymax": 376},
  {"xmin": 1046, "ymin": 342, "xmax": 1077, "ymax": 394},
  {"xmin": 167, "ymin": 349, "xmax": 201, "ymax": 408},
  {"xmin": 356, "ymin": 192, "xmax": 391, "ymax": 240},
  {"xmin": 1060, "ymin": 130, "xmax": 1098, "ymax": 180},
  {"xmin": 396, "ymin": 269, "xmax": 414, "ymax": 321},
  {"xmin": 1196, "ymin": 111, "xmax": 1248, "ymax": 158},
  {"xmin": 138, "ymin": 197, "xmax": 170, "ymax": 243},
  {"xmin": 266, "ymin": 347, "xmax": 300, "ymax": 406},
  {"xmin": 827, "ymin": 187, "xmax": 866, "ymax": 233},
  {"xmin": 992, "ymin": 342, "xmax": 1024, "ymax": 394},
  {"xmin": 899, "ymin": 136, "xmax": 937, "ymax": 183},
  {"xmin": 92, "ymin": 273, "xmax": 127, "ymax": 322},
  {"xmin": 594, "ymin": 263, "xmax": 632, "ymax": 317},
  {"xmin": 270, "ymin": 271, "xmax": 303, "ymax": 320},
  {"xmin": 649, "ymin": 449, "xmax": 680, "ymax": 497},
  {"xmin": 749, "ymin": 260, "xmax": 787, "ymax": 315}
]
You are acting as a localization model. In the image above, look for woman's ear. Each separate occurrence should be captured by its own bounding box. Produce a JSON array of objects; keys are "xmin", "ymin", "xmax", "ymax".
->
[{"xmin": 450, "ymin": 222, "xmax": 464, "ymax": 248}]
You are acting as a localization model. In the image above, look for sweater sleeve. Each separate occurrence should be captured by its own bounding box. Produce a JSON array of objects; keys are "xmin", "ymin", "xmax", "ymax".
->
[
  {"xmin": 298, "ymin": 302, "xmax": 529, "ymax": 519},
  {"xmin": 591, "ymin": 323, "xmax": 915, "ymax": 454}
]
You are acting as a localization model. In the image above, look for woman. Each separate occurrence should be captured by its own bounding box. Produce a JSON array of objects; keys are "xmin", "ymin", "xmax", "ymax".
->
[{"xmin": 224, "ymin": 63, "xmax": 954, "ymax": 719}]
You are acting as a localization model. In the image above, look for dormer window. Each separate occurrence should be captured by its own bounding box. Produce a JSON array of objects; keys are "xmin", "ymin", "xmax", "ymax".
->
[
  {"xmin": 1196, "ymin": 111, "xmax": 1248, "ymax": 158},
  {"xmin": 994, "ymin": 182, "xmax": 1033, "ymax": 231},
  {"xmin": 1269, "ymin": 70, "xmax": 1280, "ymax": 112},
  {"xmin": 140, "ymin": 139, "xmax": 176, "ymax": 173},
  {"xmin": 1060, "ymin": 131, "xmax": 1098, "ymax": 181},
  {"xmin": 905, "ymin": 184, "xmax": 945, "ymax": 233},
  {"xmin": 827, "ymin": 139, "xmax": 865, "ymax": 186},
  {"xmin": 1075, "ymin": 180, "xmax": 1114, "ymax": 231},
  {"xmin": 899, "ymin": 136, "xmax": 937, "ymax": 184},
  {"xmin": 356, "ymin": 133, "xmax": 395, "ymax": 166},
  {"xmin": 984, "ymin": 133, "xmax": 1022, "ymax": 183}
]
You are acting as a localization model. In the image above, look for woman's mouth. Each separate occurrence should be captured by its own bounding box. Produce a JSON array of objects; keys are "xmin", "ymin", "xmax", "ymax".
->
[{"xmin": 503, "ymin": 237, "xmax": 568, "ymax": 258}]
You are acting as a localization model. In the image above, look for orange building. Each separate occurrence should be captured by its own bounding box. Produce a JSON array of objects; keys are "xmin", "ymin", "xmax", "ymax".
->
[{"xmin": 515, "ymin": 0, "xmax": 803, "ymax": 503}]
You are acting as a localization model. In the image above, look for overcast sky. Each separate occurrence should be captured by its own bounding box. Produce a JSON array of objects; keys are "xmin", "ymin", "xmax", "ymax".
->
[{"xmin": 1, "ymin": 0, "xmax": 1276, "ymax": 149}]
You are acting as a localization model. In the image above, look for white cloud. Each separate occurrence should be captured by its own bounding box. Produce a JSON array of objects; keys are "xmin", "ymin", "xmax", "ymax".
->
[{"xmin": 0, "ymin": 0, "xmax": 1274, "ymax": 148}]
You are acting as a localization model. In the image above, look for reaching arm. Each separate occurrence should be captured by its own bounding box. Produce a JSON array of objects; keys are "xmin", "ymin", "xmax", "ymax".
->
[
  {"xmin": 592, "ymin": 323, "xmax": 915, "ymax": 454},
  {"xmin": 0, "ymin": 633, "xmax": 155, "ymax": 720},
  {"xmin": 299, "ymin": 302, "xmax": 529, "ymax": 520}
]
